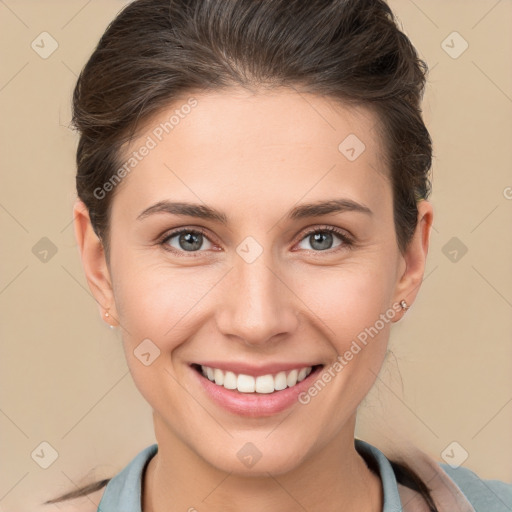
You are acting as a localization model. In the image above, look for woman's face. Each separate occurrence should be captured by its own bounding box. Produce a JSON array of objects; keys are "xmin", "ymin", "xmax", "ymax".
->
[{"xmin": 75, "ymin": 87, "xmax": 432, "ymax": 475}]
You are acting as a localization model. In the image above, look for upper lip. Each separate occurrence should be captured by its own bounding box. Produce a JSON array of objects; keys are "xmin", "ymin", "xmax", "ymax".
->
[{"xmin": 192, "ymin": 361, "xmax": 323, "ymax": 377}]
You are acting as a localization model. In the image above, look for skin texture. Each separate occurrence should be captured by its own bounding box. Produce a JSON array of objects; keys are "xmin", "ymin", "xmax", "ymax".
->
[{"xmin": 73, "ymin": 87, "xmax": 433, "ymax": 512}]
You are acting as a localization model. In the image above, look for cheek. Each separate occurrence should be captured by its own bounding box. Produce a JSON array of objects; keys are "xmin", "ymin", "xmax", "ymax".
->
[
  {"xmin": 112, "ymin": 263, "xmax": 198, "ymax": 409},
  {"xmin": 113, "ymin": 256, "xmax": 220, "ymax": 349},
  {"xmin": 293, "ymin": 258, "xmax": 396, "ymax": 343},
  {"xmin": 290, "ymin": 255, "xmax": 398, "ymax": 404}
]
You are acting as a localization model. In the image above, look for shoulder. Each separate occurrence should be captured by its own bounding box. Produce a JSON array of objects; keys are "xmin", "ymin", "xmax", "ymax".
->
[{"xmin": 439, "ymin": 463, "xmax": 512, "ymax": 511}]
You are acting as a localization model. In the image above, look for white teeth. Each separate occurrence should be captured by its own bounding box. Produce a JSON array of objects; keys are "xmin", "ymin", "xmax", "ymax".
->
[
  {"xmin": 274, "ymin": 371, "xmax": 288, "ymax": 391},
  {"xmin": 199, "ymin": 365, "xmax": 315, "ymax": 393},
  {"xmin": 223, "ymin": 371, "xmax": 237, "ymax": 390},
  {"xmin": 214, "ymin": 368, "xmax": 224, "ymax": 385},
  {"xmin": 255, "ymin": 374, "xmax": 275, "ymax": 394},
  {"xmin": 237, "ymin": 374, "xmax": 255, "ymax": 393},
  {"xmin": 286, "ymin": 369, "xmax": 298, "ymax": 387}
]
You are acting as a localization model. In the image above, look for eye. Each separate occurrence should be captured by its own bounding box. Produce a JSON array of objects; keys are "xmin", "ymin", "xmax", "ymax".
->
[
  {"xmin": 296, "ymin": 226, "xmax": 354, "ymax": 252},
  {"xmin": 160, "ymin": 228, "xmax": 215, "ymax": 255},
  {"xmin": 158, "ymin": 225, "xmax": 354, "ymax": 257}
]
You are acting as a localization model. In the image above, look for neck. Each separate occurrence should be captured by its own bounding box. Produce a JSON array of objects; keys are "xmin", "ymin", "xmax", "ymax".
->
[{"xmin": 143, "ymin": 415, "xmax": 383, "ymax": 512}]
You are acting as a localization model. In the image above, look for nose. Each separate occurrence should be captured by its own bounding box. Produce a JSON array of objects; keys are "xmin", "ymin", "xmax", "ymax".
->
[{"xmin": 215, "ymin": 253, "xmax": 299, "ymax": 347}]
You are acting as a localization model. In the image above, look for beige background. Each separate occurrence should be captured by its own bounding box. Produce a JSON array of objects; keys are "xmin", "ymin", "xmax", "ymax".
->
[{"xmin": 1, "ymin": 0, "xmax": 511, "ymax": 510}]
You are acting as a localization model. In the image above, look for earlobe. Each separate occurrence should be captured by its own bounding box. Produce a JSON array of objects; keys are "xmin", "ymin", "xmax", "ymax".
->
[
  {"xmin": 392, "ymin": 200, "xmax": 434, "ymax": 319},
  {"xmin": 73, "ymin": 199, "xmax": 118, "ymax": 326}
]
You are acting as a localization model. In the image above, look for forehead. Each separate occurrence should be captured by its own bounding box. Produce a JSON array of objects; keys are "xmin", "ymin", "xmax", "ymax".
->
[{"xmin": 113, "ymin": 87, "xmax": 390, "ymax": 217}]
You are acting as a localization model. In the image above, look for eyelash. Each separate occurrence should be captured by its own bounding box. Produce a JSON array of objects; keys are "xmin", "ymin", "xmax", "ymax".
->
[{"xmin": 158, "ymin": 225, "xmax": 355, "ymax": 257}]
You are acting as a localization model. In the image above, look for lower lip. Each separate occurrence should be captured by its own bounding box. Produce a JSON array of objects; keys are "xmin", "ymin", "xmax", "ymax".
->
[{"xmin": 191, "ymin": 364, "xmax": 324, "ymax": 417}]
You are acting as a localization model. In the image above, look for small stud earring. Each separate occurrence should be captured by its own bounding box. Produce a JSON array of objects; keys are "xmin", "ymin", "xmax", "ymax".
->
[
  {"xmin": 400, "ymin": 300, "xmax": 409, "ymax": 311},
  {"xmin": 104, "ymin": 310, "xmax": 116, "ymax": 329}
]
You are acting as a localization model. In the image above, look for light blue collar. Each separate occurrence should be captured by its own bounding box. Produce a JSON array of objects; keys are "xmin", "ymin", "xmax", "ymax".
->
[
  {"xmin": 97, "ymin": 443, "xmax": 158, "ymax": 512},
  {"xmin": 97, "ymin": 439, "xmax": 403, "ymax": 511}
]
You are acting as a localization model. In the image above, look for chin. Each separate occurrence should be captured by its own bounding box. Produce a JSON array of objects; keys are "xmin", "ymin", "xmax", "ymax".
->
[{"xmin": 199, "ymin": 439, "xmax": 309, "ymax": 477}]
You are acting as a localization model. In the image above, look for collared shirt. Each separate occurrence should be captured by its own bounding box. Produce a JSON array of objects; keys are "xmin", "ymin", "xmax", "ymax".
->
[{"xmin": 96, "ymin": 439, "xmax": 512, "ymax": 511}]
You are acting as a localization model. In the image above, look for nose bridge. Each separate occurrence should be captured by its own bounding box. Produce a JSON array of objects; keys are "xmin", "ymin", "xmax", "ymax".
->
[{"xmin": 216, "ymin": 247, "xmax": 298, "ymax": 345}]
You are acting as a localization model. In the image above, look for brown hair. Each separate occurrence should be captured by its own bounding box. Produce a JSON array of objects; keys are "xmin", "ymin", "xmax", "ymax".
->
[{"xmin": 45, "ymin": 0, "xmax": 436, "ymax": 508}]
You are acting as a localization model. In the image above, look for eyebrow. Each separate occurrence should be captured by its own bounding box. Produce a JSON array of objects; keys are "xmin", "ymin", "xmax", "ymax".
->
[{"xmin": 136, "ymin": 198, "xmax": 373, "ymax": 224}]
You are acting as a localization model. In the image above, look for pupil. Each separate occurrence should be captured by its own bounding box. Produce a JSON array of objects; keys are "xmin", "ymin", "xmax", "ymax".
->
[
  {"xmin": 180, "ymin": 232, "xmax": 202, "ymax": 251},
  {"xmin": 311, "ymin": 232, "xmax": 332, "ymax": 251}
]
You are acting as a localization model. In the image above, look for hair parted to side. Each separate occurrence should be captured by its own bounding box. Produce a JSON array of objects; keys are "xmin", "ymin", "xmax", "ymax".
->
[{"xmin": 46, "ymin": 0, "xmax": 435, "ymax": 508}]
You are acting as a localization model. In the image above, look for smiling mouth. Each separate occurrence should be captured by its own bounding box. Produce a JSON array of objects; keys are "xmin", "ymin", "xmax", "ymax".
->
[{"xmin": 191, "ymin": 363, "xmax": 324, "ymax": 394}]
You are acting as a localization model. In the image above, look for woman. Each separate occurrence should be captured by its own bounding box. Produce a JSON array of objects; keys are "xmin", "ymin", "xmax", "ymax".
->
[{"xmin": 44, "ymin": 0, "xmax": 512, "ymax": 510}]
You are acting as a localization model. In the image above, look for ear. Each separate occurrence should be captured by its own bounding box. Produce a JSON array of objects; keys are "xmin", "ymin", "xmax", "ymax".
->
[
  {"xmin": 73, "ymin": 199, "xmax": 119, "ymax": 327},
  {"xmin": 391, "ymin": 199, "xmax": 434, "ymax": 320}
]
